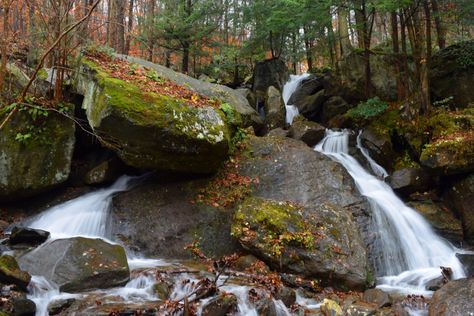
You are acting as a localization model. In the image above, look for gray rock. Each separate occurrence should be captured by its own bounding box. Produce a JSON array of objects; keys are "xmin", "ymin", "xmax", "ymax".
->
[
  {"xmin": 288, "ymin": 76, "xmax": 324, "ymax": 106},
  {"xmin": 359, "ymin": 128, "xmax": 395, "ymax": 172},
  {"xmin": 201, "ymin": 293, "xmax": 238, "ymax": 316},
  {"xmin": 48, "ymin": 298, "xmax": 75, "ymax": 315},
  {"xmin": 294, "ymin": 89, "xmax": 328, "ymax": 121},
  {"xmin": 266, "ymin": 128, "xmax": 288, "ymax": 138},
  {"xmin": 445, "ymin": 173, "xmax": 474, "ymax": 244},
  {"xmin": 320, "ymin": 96, "xmax": 351, "ymax": 124},
  {"xmin": 288, "ymin": 119, "xmax": 325, "ymax": 147},
  {"xmin": 12, "ymin": 297, "xmax": 36, "ymax": 316},
  {"xmin": 456, "ymin": 253, "xmax": 474, "ymax": 277},
  {"xmin": 362, "ymin": 288, "xmax": 391, "ymax": 308},
  {"xmin": 264, "ymin": 86, "xmax": 286, "ymax": 129},
  {"xmin": 429, "ymin": 278, "xmax": 474, "ymax": 316},
  {"xmin": 252, "ymin": 58, "xmax": 289, "ymax": 93},
  {"xmin": 388, "ymin": 168, "xmax": 431, "ymax": 194},
  {"xmin": 345, "ymin": 302, "xmax": 377, "ymax": 316},
  {"xmin": 83, "ymin": 157, "xmax": 125, "ymax": 185},
  {"xmin": 9, "ymin": 227, "xmax": 50, "ymax": 247},
  {"xmin": 18, "ymin": 237, "xmax": 129, "ymax": 292}
]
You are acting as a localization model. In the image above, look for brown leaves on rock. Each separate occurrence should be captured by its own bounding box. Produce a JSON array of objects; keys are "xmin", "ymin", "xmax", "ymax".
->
[{"xmin": 84, "ymin": 50, "xmax": 219, "ymax": 109}]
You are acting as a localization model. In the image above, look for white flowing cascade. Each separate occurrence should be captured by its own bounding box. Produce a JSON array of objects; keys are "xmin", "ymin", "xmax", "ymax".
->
[
  {"xmin": 315, "ymin": 129, "xmax": 465, "ymax": 294},
  {"xmin": 282, "ymin": 73, "xmax": 310, "ymax": 124},
  {"xmin": 27, "ymin": 175, "xmax": 133, "ymax": 239}
]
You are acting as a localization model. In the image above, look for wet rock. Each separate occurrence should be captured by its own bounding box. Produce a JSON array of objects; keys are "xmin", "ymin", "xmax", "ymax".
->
[
  {"xmin": 345, "ymin": 302, "xmax": 377, "ymax": 316},
  {"xmin": 320, "ymin": 299, "xmax": 343, "ymax": 316},
  {"xmin": 288, "ymin": 76, "xmax": 324, "ymax": 106},
  {"xmin": 0, "ymin": 256, "xmax": 31, "ymax": 291},
  {"xmin": 266, "ymin": 128, "xmax": 288, "ymax": 138},
  {"xmin": 319, "ymin": 96, "xmax": 351, "ymax": 124},
  {"xmin": 274, "ymin": 286, "xmax": 296, "ymax": 307},
  {"xmin": 456, "ymin": 253, "xmax": 474, "ymax": 277},
  {"xmin": 445, "ymin": 173, "xmax": 474, "ymax": 244},
  {"xmin": 426, "ymin": 276, "xmax": 446, "ymax": 291},
  {"xmin": 201, "ymin": 293, "xmax": 238, "ymax": 316},
  {"xmin": 11, "ymin": 298, "xmax": 35, "ymax": 316},
  {"xmin": 83, "ymin": 157, "xmax": 125, "ymax": 185},
  {"xmin": 388, "ymin": 168, "xmax": 431, "ymax": 195},
  {"xmin": 288, "ymin": 119, "xmax": 326, "ymax": 147},
  {"xmin": 264, "ymin": 86, "xmax": 286, "ymax": 130},
  {"xmin": 430, "ymin": 40, "xmax": 474, "ymax": 108},
  {"xmin": 75, "ymin": 60, "xmax": 231, "ymax": 174},
  {"xmin": 362, "ymin": 288, "xmax": 391, "ymax": 308},
  {"xmin": 254, "ymin": 297, "xmax": 278, "ymax": 316},
  {"xmin": 153, "ymin": 281, "xmax": 171, "ymax": 300},
  {"xmin": 9, "ymin": 227, "xmax": 49, "ymax": 246},
  {"xmin": 112, "ymin": 176, "xmax": 241, "ymax": 259},
  {"xmin": 232, "ymin": 197, "xmax": 368, "ymax": 290},
  {"xmin": 18, "ymin": 237, "xmax": 129, "ymax": 292},
  {"xmin": 294, "ymin": 89, "xmax": 328, "ymax": 121},
  {"xmin": 429, "ymin": 278, "xmax": 474, "ymax": 316},
  {"xmin": 359, "ymin": 128, "xmax": 396, "ymax": 172},
  {"xmin": 234, "ymin": 255, "xmax": 270, "ymax": 273},
  {"xmin": 0, "ymin": 106, "xmax": 75, "ymax": 202},
  {"xmin": 252, "ymin": 58, "xmax": 289, "ymax": 93},
  {"xmin": 47, "ymin": 298, "xmax": 75, "ymax": 315},
  {"xmin": 408, "ymin": 200, "xmax": 463, "ymax": 243}
]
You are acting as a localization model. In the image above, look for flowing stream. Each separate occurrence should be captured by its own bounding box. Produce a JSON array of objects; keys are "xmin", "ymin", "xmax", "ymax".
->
[
  {"xmin": 315, "ymin": 129, "xmax": 465, "ymax": 295},
  {"xmin": 282, "ymin": 73, "xmax": 310, "ymax": 124}
]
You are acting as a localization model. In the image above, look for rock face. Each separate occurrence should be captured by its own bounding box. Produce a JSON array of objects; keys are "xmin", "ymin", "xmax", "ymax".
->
[
  {"xmin": 408, "ymin": 201, "xmax": 463, "ymax": 243},
  {"xmin": 264, "ymin": 86, "xmax": 286, "ymax": 129},
  {"xmin": 0, "ymin": 255, "xmax": 31, "ymax": 291},
  {"xmin": 445, "ymin": 173, "xmax": 474, "ymax": 244},
  {"xmin": 119, "ymin": 55, "xmax": 263, "ymax": 130},
  {"xmin": 294, "ymin": 89, "xmax": 328, "ymax": 121},
  {"xmin": 238, "ymin": 136, "xmax": 369, "ymax": 290},
  {"xmin": 430, "ymin": 40, "xmax": 474, "ymax": 108},
  {"xmin": 232, "ymin": 197, "xmax": 368, "ymax": 290},
  {"xmin": 388, "ymin": 168, "xmax": 431, "ymax": 194},
  {"xmin": 252, "ymin": 58, "xmax": 289, "ymax": 94},
  {"xmin": 18, "ymin": 237, "xmax": 129, "ymax": 292},
  {"xmin": 288, "ymin": 119, "xmax": 326, "ymax": 147},
  {"xmin": 287, "ymin": 76, "xmax": 324, "ymax": 106},
  {"xmin": 0, "ymin": 109, "xmax": 75, "ymax": 202},
  {"xmin": 319, "ymin": 96, "xmax": 351, "ymax": 124},
  {"xmin": 359, "ymin": 128, "xmax": 395, "ymax": 172},
  {"xmin": 429, "ymin": 278, "xmax": 474, "ymax": 316},
  {"xmin": 75, "ymin": 59, "xmax": 231, "ymax": 174},
  {"xmin": 111, "ymin": 176, "xmax": 241, "ymax": 259}
]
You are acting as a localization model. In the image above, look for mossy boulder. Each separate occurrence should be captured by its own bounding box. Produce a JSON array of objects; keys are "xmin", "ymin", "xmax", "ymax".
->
[
  {"xmin": 74, "ymin": 60, "xmax": 232, "ymax": 174},
  {"xmin": 232, "ymin": 197, "xmax": 368, "ymax": 290},
  {"xmin": 17, "ymin": 237, "xmax": 129, "ymax": 292},
  {"xmin": 0, "ymin": 255, "xmax": 31, "ymax": 291},
  {"xmin": 0, "ymin": 107, "xmax": 75, "ymax": 202},
  {"xmin": 430, "ymin": 40, "xmax": 474, "ymax": 108},
  {"xmin": 288, "ymin": 118, "xmax": 325, "ymax": 147}
]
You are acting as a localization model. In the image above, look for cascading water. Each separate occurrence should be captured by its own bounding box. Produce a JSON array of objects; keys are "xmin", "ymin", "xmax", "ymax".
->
[
  {"xmin": 315, "ymin": 129, "xmax": 465, "ymax": 294},
  {"xmin": 282, "ymin": 73, "xmax": 310, "ymax": 125}
]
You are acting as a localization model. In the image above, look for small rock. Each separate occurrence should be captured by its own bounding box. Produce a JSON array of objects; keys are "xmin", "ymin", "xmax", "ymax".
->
[
  {"xmin": 274, "ymin": 286, "xmax": 296, "ymax": 307},
  {"xmin": 389, "ymin": 168, "xmax": 431, "ymax": 195},
  {"xmin": 320, "ymin": 299, "xmax": 343, "ymax": 316},
  {"xmin": 12, "ymin": 297, "xmax": 36, "ymax": 316},
  {"xmin": 345, "ymin": 301, "xmax": 377, "ymax": 316},
  {"xmin": 9, "ymin": 227, "xmax": 50, "ymax": 246},
  {"xmin": 288, "ymin": 119, "xmax": 326, "ymax": 147},
  {"xmin": 266, "ymin": 128, "xmax": 288, "ymax": 138},
  {"xmin": 153, "ymin": 281, "xmax": 171, "ymax": 300},
  {"xmin": 362, "ymin": 288, "xmax": 391, "ymax": 308},
  {"xmin": 47, "ymin": 298, "xmax": 75, "ymax": 315},
  {"xmin": 456, "ymin": 253, "xmax": 474, "ymax": 277},
  {"xmin": 0, "ymin": 255, "xmax": 31, "ymax": 291},
  {"xmin": 201, "ymin": 293, "xmax": 238, "ymax": 316},
  {"xmin": 255, "ymin": 297, "xmax": 278, "ymax": 316},
  {"xmin": 233, "ymin": 255, "xmax": 270, "ymax": 273}
]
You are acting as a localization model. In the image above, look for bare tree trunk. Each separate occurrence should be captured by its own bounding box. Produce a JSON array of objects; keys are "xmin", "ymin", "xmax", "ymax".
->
[
  {"xmin": 125, "ymin": 0, "xmax": 134, "ymax": 54},
  {"xmin": 391, "ymin": 11, "xmax": 404, "ymax": 100},
  {"xmin": 430, "ymin": 0, "xmax": 445, "ymax": 49},
  {"xmin": 147, "ymin": 0, "xmax": 155, "ymax": 61},
  {"xmin": 338, "ymin": 4, "xmax": 352, "ymax": 56},
  {"xmin": 108, "ymin": 0, "xmax": 126, "ymax": 54},
  {"xmin": 303, "ymin": 25, "xmax": 313, "ymax": 72},
  {"xmin": 0, "ymin": 2, "xmax": 10, "ymax": 92}
]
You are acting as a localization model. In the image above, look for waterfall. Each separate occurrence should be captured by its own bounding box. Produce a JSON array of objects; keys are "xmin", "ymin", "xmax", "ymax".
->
[
  {"xmin": 282, "ymin": 73, "xmax": 310, "ymax": 125},
  {"xmin": 27, "ymin": 175, "xmax": 134, "ymax": 240},
  {"xmin": 315, "ymin": 129, "xmax": 465, "ymax": 294}
]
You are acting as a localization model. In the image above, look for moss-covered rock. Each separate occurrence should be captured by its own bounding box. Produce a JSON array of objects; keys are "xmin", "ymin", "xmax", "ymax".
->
[
  {"xmin": 0, "ymin": 256, "xmax": 31, "ymax": 291},
  {"xmin": 18, "ymin": 237, "xmax": 129, "ymax": 292},
  {"xmin": 430, "ymin": 40, "xmax": 474, "ymax": 108},
  {"xmin": 232, "ymin": 197, "xmax": 368, "ymax": 290},
  {"xmin": 74, "ymin": 59, "xmax": 232, "ymax": 173},
  {"xmin": 0, "ymin": 105, "xmax": 75, "ymax": 202}
]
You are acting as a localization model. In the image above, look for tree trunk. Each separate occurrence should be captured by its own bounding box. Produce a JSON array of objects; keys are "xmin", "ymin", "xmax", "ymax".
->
[
  {"xmin": 125, "ymin": 0, "xmax": 134, "ymax": 54},
  {"xmin": 147, "ymin": 0, "xmax": 155, "ymax": 61},
  {"xmin": 431, "ymin": 0, "xmax": 445, "ymax": 49},
  {"xmin": 108, "ymin": 0, "xmax": 126, "ymax": 54},
  {"xmin": 337, "ymin": 5, "xmax": 352, "ymax": 56},
  {"xmin": 182, "ymin": 41, "xmax": 189, "ymax": 73},
  {"xmin": 0, "ymin": 2, "xmax": 10, "ymax": 92},
  {"xmin": 424, "ymin": 0, "xmax": 432, "ymax": 59},
  {"xmin": 304, "ymin": 26, "xmax": 313, "ymax": 72}
]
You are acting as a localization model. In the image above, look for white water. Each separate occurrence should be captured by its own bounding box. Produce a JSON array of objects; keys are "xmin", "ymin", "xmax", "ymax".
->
[
  {"xmin": 27, "ymin": 175, "xmax": 134, "ymax": 240},
  {"xmin": 356, "ymin": 131, "xmax": 388, "ymax": 179},
  {"xmin": 282, "ymin": 73, "xmax": 310, "ymax": 125},
  {"xmin": 315, "ymin": 129, "xmax": 465, "ymax": 295}
]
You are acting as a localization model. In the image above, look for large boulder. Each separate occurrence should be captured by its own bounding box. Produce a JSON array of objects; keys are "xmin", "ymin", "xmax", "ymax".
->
[
  {"xmin": 111, "ymin": 176, "xmax": 241, "ymax": 259},
  {"xmin": 287, "ymin": 119, "xmax": 326, "ymax": 147},
  {"xmin": 408, "ymin": 200, "xmax": 463, "ymax": 243},
  {"xmin": 119, "ymin": 55, "xmax": 263, "ymax": 130},
  {"xmin": 264, "ymin": 86, "xmax": 286, "ymax": 129},
  {"xmin": 232, "ymin": 197, "xmax": 368, "ymax": 290},
  {"xmin": 238, "ymin": 136, "xmax": 369, "ymax": 290},
  {"xmin": 18, "ymin": 237, "xmax": 129, "ymax": 292},
  {"xmin": 287, "ymin": 76, "xmax": 324, "ymax": 106},
  {"xmin": 252, "ymin": 58, "xmax": 289, "ymax": 94},
  {"xmin": 294, "ymin": 89, "xmax": 328, "ymax": 121},
  {"xmin": 75, "ymin": 59, "xmax": 231, "ymax": 174},
  {"xmin": 445, "ymin": 173, "xmax": 474, "ymax": 244},
  {"xmin": 359, "ymin": 127, "xmax": 396, "ymax": 172},
  {"xmin": 429, "ymin": 278, "xmax": 474, "ymax": 316},
  {"xmin": 388, "ymin": 167, "xmax": 431, "ymax": 195},
  {"xmin": 0, "ymin": 107, "xmax": 75, "ymax": 202},
  {"xmin": 430, "ymin": 40, "xmax": 474, "ymax": 108},
  {"xmin": 319, "ymin": 96, "xmax": 351, "ymax": 124}
]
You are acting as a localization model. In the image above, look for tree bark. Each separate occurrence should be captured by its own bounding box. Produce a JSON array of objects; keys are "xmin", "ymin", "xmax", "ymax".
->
[
  {"xmin": 0, "ymin": 2, "xmax": 10, "ymax": 92},
  {"xmin": 125, "ymin": 0, "xmax": 134, "ymax": 54},
  {"xmin": 430, "ymin": 0, "xmax": 445, "ymax": 49},
  {"xmin": 108, "ymin": 0, "xmax": 126, "ymax": 54},
  {"xmin": 337, "ymin": 4, "xmax": 352, "ymax": 56}
]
